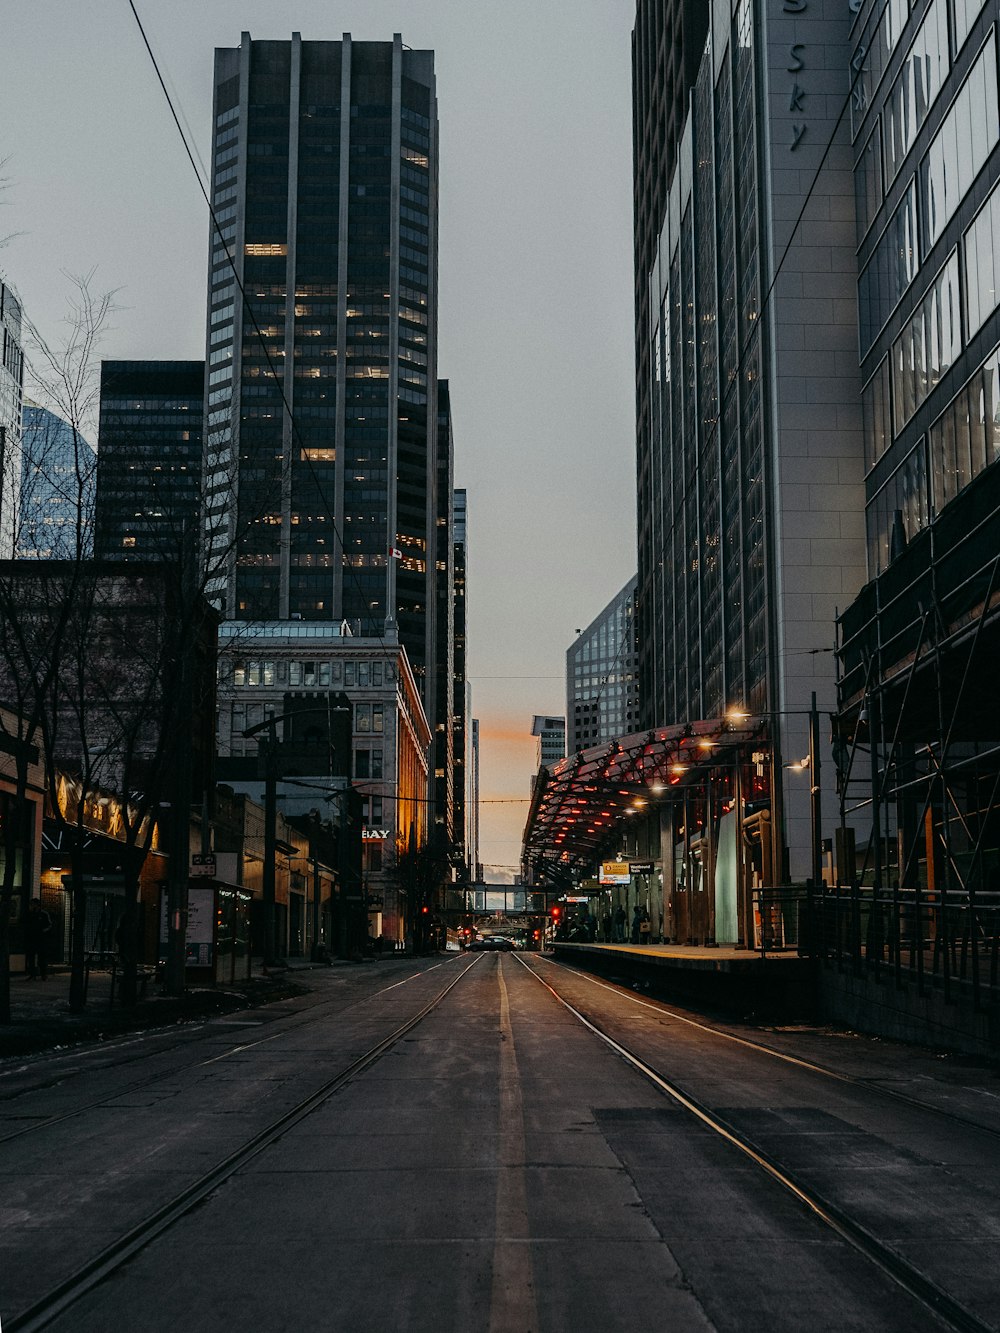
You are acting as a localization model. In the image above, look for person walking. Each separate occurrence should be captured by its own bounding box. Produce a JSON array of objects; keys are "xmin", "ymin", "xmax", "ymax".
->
[
  {"xmin": 613, "ymin": 905, "xmax": 627, "ymax": 942},
  {"xmin": 630, "ymin": 904, "xmax": 643, "ymax": 944},
  {"xmin": 24, "ymin": 899, "xmax": 52, "ymax": 980}
]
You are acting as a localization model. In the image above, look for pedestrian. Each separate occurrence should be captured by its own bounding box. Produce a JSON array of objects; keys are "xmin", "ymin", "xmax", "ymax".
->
[
  {"xmin": 630, "ymin": 904, "xmax": 643, "ymax": 944},
  {"xmin": 24, "ymin": 899, "xmax": 52, "ymax": 980},
  {"xmin": 613, "ymin": 905, "xmax": 627, "ymax": 942},
  {"xmin": 602, "ymin": 912, "xmax": 612, "ymax": 942}
]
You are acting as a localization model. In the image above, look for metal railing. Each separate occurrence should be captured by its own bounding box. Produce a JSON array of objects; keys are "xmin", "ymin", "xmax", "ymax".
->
[
  {"xmin": 751, "ymin": 887, "xmax": 809, "ymax": 956},
  {"xmin": 806, "ymin": 884, "xmax": 1000, "ymax": 1008}
]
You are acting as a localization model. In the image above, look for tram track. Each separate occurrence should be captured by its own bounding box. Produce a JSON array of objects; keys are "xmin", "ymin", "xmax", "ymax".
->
[
  {"xmin": 3, "ymin": 953, "xmax": 480, "ymax": 1333},
  {"xmin": 0, "ymin": 958, "xmax": 456, "ymax": 1147},
  {"xmin": 538, "ymin": 953, "xmax": 1000, "ymax": 1141},
  {"xmin": 516, "ymin": 952, "xmax": 995, "ymax": 1333}
]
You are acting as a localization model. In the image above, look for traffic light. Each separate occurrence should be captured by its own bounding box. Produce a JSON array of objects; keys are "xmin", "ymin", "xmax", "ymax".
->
[
  {"xmin": 550, "ymin": 904, "xmax": 562, "ymax": 923},
  {"xmin": 421, "ymin": 905, "xmax": 429, "ymax": 915}
]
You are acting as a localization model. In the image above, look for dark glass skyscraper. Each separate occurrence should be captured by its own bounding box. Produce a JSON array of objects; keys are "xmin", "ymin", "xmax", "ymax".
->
[
  {"xmin": 95, "ymin": 361, "xmax": 204, "ymax": 560},
  {"xmin": 202, "ymin": 33, "xmax": 442, "ymax": 701}
]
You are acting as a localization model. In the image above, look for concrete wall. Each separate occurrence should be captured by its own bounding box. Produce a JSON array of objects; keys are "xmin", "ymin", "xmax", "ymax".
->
[{"xmin": 818, "ymin": 962, "xmax": 999, "ymax": 1058}]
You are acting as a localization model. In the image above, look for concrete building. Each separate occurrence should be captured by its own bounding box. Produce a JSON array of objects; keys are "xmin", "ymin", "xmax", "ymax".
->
[
  {"xmin": 17, "ymin": 403, "xmax": 96, "ymax": 559},
  {"xmin": 95, "ymin": 361, "xmax": 204, "ymax": 561},
  {"xmin": 215, "ymin": 620, "xmax": 430, "ymax": 944},
  {"xmin": 566, "ymin": 575, "xmax": 639, "ymax": 753},
  {"xmin": 0, "ymin": 282, "xmax": 25, "ymax": 558},
  {"xmin": 634, "ymin": 0, "xmax": 868, "ymax": 883}
]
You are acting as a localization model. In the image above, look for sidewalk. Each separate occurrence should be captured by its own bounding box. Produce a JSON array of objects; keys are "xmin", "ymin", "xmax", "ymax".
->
[{"xmin": 0, "ymin": 965, "xmax": 309, "ymax": 1060}]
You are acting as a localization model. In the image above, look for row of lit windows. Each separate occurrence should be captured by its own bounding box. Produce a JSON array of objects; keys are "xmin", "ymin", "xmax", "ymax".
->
[{"xmin": 227, "ymin": 658, "xmax": 394, "ymax": 688}]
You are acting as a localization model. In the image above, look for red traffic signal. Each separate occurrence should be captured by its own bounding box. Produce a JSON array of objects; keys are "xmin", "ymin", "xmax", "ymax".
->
[
  {"xmin": 421, "ymin": 905, "xmax": 429, "ymax": 915},
  {"xmin": 550, "ymin": 905, "xmax": 562, "ymax": 921}
]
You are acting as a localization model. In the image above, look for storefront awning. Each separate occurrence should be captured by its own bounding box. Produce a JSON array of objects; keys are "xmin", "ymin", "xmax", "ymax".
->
[{"xmin": 522, "ymin": 717, "xmax": 767, "ymax": 885}]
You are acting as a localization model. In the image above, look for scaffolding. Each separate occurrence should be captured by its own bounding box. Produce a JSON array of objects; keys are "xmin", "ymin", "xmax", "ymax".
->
[{"xmin": 828, "ymin": 463, "xmax": 1000, "ymax": 1008}]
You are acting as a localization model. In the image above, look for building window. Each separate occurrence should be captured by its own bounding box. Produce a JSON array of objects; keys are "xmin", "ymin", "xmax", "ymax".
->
[
  {"xmin": 892, "ymin": 250, "xmax": 962, "ymax": 431},
  {"xmin": 963, "ymin": 177, "xmax": 1000, "ymax": 338},
  {"xmin": 928, "ymin": 339, "xmax": 1000, "ymax": 511},
  {"xmin": 920, "ymin": 37, "xmax": 1000, "ymax": 251},
  {"xmin": 883, "ymin": 0, "xmax": 950, "ymax": 186}
]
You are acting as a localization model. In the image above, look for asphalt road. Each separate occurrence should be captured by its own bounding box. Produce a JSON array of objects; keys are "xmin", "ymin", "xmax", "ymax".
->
[{"xmin": 1, "ymin": 951, "xmax": 998, "ymax": 1332}]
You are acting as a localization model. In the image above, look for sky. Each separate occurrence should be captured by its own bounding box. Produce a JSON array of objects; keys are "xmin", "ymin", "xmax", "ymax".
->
[{"xmin": 1, "ymin": 1, "xmax": 638, "ymax": 879}]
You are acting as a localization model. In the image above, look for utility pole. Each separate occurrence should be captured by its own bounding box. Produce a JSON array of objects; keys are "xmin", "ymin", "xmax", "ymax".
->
[
  {"xmin": 809, "ymin": 691, "xmax": 823, "ymax": 888},
  {"xmin": 244, "ymin": 702, "xmax": 350, "ymax": 968}
]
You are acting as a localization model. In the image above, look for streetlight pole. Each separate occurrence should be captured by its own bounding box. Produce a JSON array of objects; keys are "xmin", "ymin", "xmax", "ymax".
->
[{"xmin": 809, "ymin": 691, "xmax": 823, "ymax": 888}]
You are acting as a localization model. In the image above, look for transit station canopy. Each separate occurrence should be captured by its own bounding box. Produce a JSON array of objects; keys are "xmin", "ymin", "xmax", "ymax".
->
[{"xmin": 523, "ymin": 717, "xmax": 767, "ymax": 884}]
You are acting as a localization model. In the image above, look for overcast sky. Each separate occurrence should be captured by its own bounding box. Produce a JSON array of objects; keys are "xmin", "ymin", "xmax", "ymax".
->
[{"xmin": 1, "ymin": 1, "xmax": 638, "ymax": 878}]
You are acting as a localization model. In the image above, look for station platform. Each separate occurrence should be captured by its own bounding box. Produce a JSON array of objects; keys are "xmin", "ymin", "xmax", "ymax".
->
[{"xmin": 550, "ymin": 941, "xmax": 816, "ymax": 1017}]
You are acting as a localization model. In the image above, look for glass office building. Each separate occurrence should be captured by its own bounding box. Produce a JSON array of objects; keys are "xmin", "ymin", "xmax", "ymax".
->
[
  {"xmin": 836, "ymin": 1, "xmax": 1000, "ymax": 931},
  {"xmin": 566, "ymin": 575, "xmax": 639, "ymax": 753},
  {"xmin": 202, "ymin": 33, "xmax": 444, "ymax": 702},
  {"xmin": 18, "ymin": 403, "xmax": 96, "ymax": 559},
  {"xmin": 95, "ymin": 361, "xmax": 204, "ymax": 560},
  {"xmin": 852, "ymin": 0, "xmax": 1000, "ymax": 568}
]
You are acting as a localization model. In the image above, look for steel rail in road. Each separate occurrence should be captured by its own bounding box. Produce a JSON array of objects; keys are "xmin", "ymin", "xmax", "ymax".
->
[
  {"xmin": 0, "ymin": 958, "xmax": 458, "ymax": 1148},
  {"xmin": 535, "ymin": 954, "xmax": 1000, "ymax": 1142},
  {"xmin": 5, "ymin": 954, "xmax": 481, "ymax": 1333},
  {"xmin": 515, "ymin": 953, "xmax": 993, "ymax": 1333}
]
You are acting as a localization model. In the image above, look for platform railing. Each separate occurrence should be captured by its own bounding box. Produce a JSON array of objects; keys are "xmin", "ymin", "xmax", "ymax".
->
[
  {"xmin": 805, "ymin": 884, "xmax": 1000, "ymax": 1009},
  {"xmin": 751, "ymin": 887, "xmax": 809, "ymax": 956}
]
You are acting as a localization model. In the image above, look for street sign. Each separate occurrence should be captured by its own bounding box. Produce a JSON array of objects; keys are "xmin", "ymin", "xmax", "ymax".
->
[{"xmin": 190, "ymin": 854, "xmax": 216, "ymax": 878}]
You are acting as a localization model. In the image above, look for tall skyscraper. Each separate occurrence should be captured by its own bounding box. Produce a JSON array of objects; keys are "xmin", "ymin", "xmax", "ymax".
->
[
  {"xmin": 95, "ymin": 361, "xmax": 204, "ymax": 561},
  {"xmin": 202, "ymin": 33, "xmax": 442, "ymax": 700},
  {"xmin": 633, "ymin": 1, "xmax": 867, "ymax": 879}
]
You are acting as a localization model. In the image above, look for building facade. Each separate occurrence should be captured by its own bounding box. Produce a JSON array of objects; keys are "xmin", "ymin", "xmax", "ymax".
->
[
  {"xmin": 215, "ymin": 620, "xmax": 430, "ymax": 943},
  {"xmin": 201, "ymin": 34, "xmax": 444, "ymax": 681},
  {"xmin": 835, "ymin": 1, "xmax": 1000, "ymax": 958},
  {"xmin": 634, "ymin": 0, "xmax": 868, "ymax": 879},
  {"xmin": 0, "ymin": 282, "xmax": 25, "ymax": 559},
  {"xmin": 566, "ymin": 575, "xmax": 639, "ymax": 753},
  {"xmin": 95, "ymin": 361, "xmax": 204, "ymax": 561},
  {"xmin": 452, "ymin": 486, "xmax": 468, "ymax": 876},
  {"xmin": 17, "ymin": 403, "xmax": 96, "ymax": 559},
  {"xmin": 531, "ymin": 715, "xmax": 566, "ymax": 782},
  {"xmin": 432, "ymin": 381, "xmax": 456, "ymax": 858}
]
